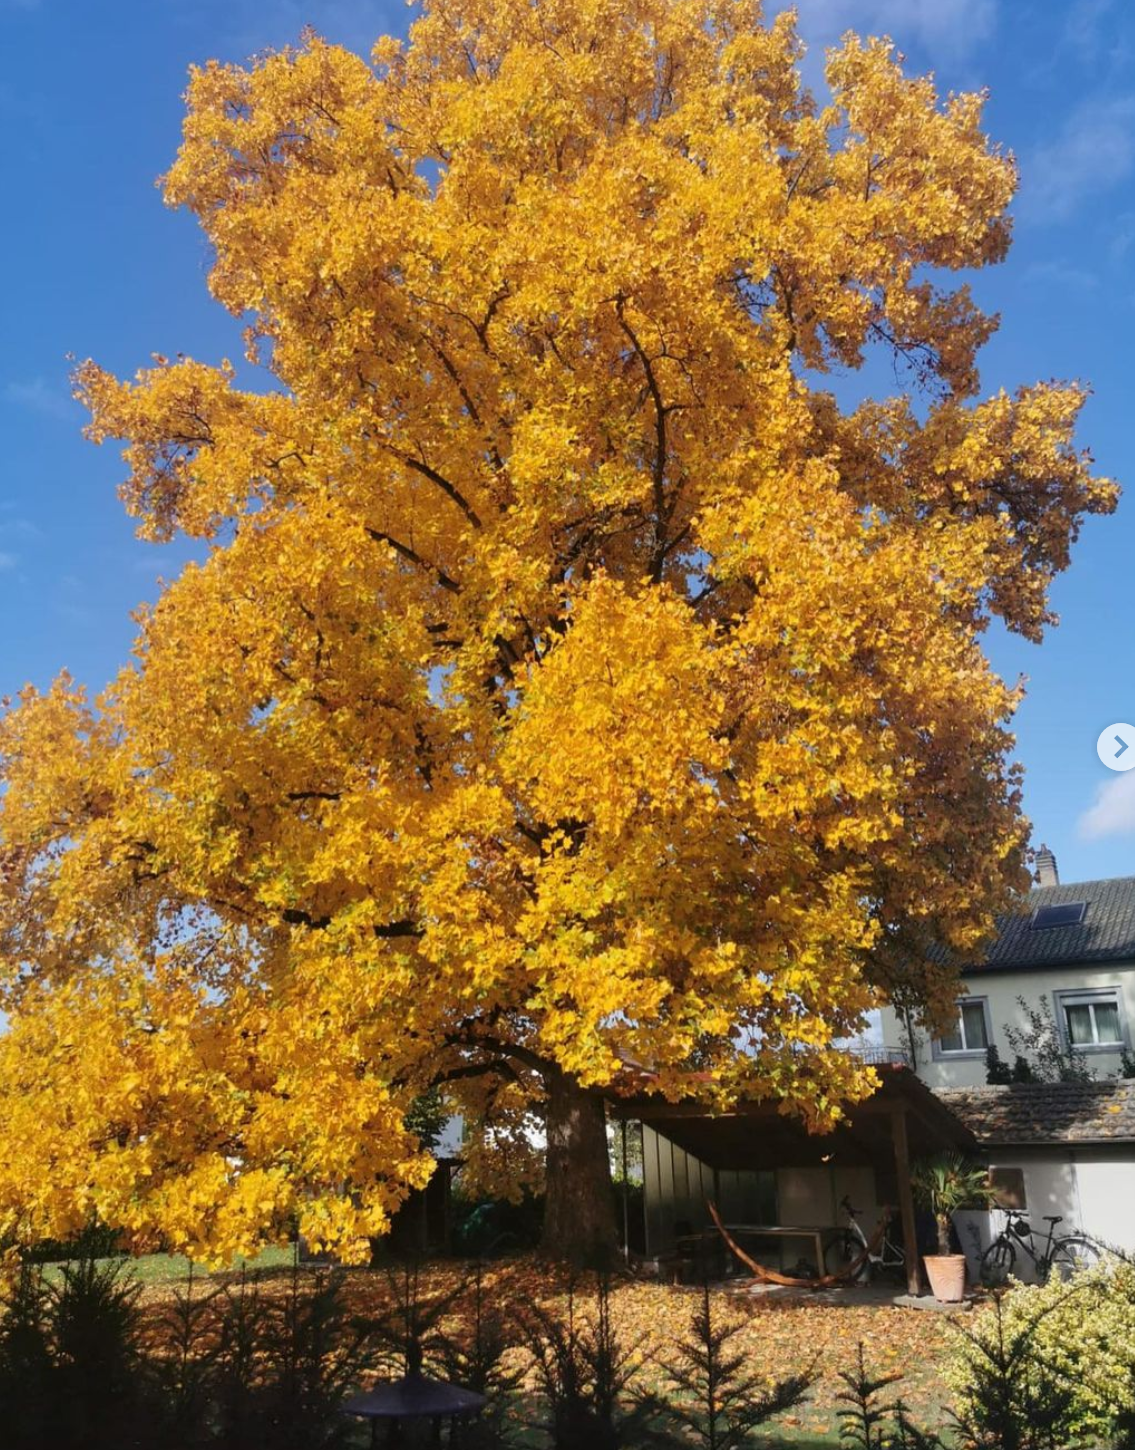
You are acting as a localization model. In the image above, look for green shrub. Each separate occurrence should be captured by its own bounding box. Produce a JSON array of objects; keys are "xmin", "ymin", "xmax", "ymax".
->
[
  {"xmin": 21, "ymin": 1220, "xmax": 124, "ymax": 1266},
  {"xmin": 48, "ymin": 1254, "xmax": 148, "ymax": 1450},
  {"xmin": 948, "ymin": 1264, "xmax": 1135, "ymax": 1444},
  {"xmin": 0, "ymin": 1265, "xmax": 54, "ymax": 1450}
]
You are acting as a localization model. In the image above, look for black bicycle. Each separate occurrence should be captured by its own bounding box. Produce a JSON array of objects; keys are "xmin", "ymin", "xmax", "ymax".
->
[{"xmin": 980, "ymin": 1210, "xmax": 1100, "ymax": 1285}]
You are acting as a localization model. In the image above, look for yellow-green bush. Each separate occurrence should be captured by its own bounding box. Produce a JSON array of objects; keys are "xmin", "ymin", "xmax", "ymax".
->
[{"xmin": 948, "ymin": 1260, "xmax": 1135, "ymax": 1443}]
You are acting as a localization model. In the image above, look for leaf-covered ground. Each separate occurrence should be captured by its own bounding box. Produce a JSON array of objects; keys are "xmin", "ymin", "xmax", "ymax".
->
[{"xmin": 135, "ymin": 1254, "xmax": 960, "ymax": 1445}]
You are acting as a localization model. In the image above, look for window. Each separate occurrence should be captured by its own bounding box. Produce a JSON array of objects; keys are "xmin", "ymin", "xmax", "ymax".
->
[
  {"xmin": 1055, "ymin": 989, "xmax": 1126, "ymax": 1050},
  {"xmin": 934, "ymin": 997, "xmax": 991, "ymax": 1057},
  {"xmin": 1031, "ymin": 902, "xmax": 1087, "ymax": 930},
  {"xmin": 988, "ymin": 1167, "xmax": 1026, "ymax": 1210}
]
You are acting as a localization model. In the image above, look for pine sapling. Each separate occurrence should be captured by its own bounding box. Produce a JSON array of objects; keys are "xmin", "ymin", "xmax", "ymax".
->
[
  {"xmin": 438, "ymin": 1262, "xmax": 525, "ymax": 1446},
  {"xmin": 0, "ymin": 1263, "xmax": 53, "ymax": 1450},
  {"xmin": 836, "ymin": 1342, "xmax": 905, "ymax": 1450},
  {"xmin": 949, "ymin": 1289, "xmax": 1082, "ymax": 1450},
  {"xmin": 527, "ymin": 1271, "xmax": 660, "ymax": 1450},
  {"xmin": 664, "ymin": 1281, "xmax": 815, "ymax": 1449},
  {"xmin": 146, "ymin": 1261, "xmax": 220, "ymax": 1449}
]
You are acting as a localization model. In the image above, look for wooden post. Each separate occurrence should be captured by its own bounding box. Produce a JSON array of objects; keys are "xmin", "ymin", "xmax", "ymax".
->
[
  {"xmin": 620, "ymin": 1118, "xmax": 630, "ymax": 1263},
  {"xmin": 892, "ymin": 1104, "xmax": 922, "ymax": 1296}
]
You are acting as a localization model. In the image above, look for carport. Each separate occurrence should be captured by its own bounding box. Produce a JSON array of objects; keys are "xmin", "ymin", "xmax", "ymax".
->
[{"xmin": 608, "ymin": 1064, "xmax": 976, "ymax": 1296}]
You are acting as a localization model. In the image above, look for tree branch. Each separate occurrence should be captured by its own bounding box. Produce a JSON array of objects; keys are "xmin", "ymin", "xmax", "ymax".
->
[
  {"xmin": 615, "ymin": 298, "xmax": 673, "ymax": 583},
  {"xmin": 281, "ymin": 907, "xmax": 423, "ymax": 941},
  {"xmin": 443, "ymin": 1029, "xmax": 556, "ymax": 1079},
  {"xmin": 431, "ymin": 1058, "xmax": 522, "ymax": 1087},
  {"xmin": 365, "ymin": 527, "xmax": 462, "ymax": 594},
  {"xmin": 400, "ymin": 452, "xmax": 483, "ymax": 530}
]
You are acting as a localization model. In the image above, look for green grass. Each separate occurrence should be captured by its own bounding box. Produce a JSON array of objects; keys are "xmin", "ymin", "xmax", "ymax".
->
[{"xmin": 38, "ymin": 1243, "xmax": 296, "ymax": 1286}]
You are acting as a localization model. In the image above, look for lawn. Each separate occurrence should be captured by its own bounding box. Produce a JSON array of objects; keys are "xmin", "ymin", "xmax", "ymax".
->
[{"xmin": 38, "ymin": 1243, "xmax": 296, "ymax": 1286}]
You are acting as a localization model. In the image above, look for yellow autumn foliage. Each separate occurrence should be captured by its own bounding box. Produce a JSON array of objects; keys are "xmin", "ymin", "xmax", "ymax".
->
[{"xmin": 0, "ymin": 0, "xmax": 1116, "ymax": 1262}]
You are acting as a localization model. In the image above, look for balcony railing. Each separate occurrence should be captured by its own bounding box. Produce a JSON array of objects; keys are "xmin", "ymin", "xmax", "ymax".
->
[{"xmin": 853, "ymin": 1044, "xmax": 913, "ymax": 1068}]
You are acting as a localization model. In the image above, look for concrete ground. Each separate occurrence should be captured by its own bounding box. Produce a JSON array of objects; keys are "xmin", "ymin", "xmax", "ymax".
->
[{"xmin": 721, "ymin": 1278, "xmax": 974, "ymax": 1311}]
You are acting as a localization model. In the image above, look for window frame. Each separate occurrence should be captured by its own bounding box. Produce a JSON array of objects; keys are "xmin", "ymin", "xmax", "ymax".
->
[
  {"xmin": 931, "ymin": 996, "xmax": 993, "ymax": 1061},
  {"xmin": 1054, "ymin": 987, "xmax": 1129, "ymax": 1054}
]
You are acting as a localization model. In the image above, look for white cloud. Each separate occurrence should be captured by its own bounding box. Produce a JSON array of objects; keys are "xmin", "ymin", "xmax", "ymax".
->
[
  {"xmin": 1025, "ymin": 94, "xmax": 1135, "ymax": 223},
  {"xmin": 2, "ymin": 377, "xmax": 76, "ymax": 421},
  {"xmin": 788, "ymin": 0, "xmax": 998, "ymax": 63},
  {"xmin": 1079, "ymin": 772, "xmax": 1135, "ymax": 840}
]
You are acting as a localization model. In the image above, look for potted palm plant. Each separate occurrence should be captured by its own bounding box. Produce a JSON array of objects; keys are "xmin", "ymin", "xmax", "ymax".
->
[{"xmin": 912, "ymin": 1153, "xmax": 993, "ymax": 1302}]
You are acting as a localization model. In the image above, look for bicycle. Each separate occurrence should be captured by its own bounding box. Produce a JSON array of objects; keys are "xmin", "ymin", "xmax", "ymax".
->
[
  {"xmin": 823, "ymin": 1195, "xmax": 906, "ymax": 1283},
  {"xmin": 980, "ymin": 1210, "xmax": 1100, "ymax": 1285}
]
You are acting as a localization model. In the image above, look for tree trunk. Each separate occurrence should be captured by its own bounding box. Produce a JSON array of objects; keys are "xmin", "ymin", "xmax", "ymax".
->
[{"xmin": 542, "ymin": 1068, "xmax": 618, "ymax": 1263}]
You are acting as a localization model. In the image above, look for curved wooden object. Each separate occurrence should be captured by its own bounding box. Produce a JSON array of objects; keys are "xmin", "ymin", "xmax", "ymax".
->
[{"xmin": 706, "ymin": 1199, "xmax": 891, "ymax": 1289}]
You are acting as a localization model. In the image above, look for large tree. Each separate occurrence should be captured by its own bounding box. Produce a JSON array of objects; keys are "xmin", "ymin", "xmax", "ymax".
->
[{"xmin": 0, "ymin": 0, "xmax": 1115, "ymax": 1264}]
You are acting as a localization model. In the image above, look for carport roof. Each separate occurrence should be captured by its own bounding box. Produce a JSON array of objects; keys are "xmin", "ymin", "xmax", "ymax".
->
[{"xmin": 607, "ymin": 1065, "xmax": 975, "ymax": 1171}]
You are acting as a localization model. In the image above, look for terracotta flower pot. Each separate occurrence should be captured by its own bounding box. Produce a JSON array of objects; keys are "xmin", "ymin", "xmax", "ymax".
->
[{"xmin": 923, "ymin": 1253, "xmax": 967, "ymax": 1302}]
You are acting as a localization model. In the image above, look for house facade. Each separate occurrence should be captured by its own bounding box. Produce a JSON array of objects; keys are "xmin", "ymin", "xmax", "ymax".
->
[
  {"xmin": 879, "ymin": 855, "xmax": 1135, "ymax": 1089},
  {"xmin": 878, "ymin": 853, "xmax": 1135, "ymax": 1272}
]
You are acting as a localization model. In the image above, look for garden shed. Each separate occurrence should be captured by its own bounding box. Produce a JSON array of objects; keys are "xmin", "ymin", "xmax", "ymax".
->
[{"xmin": 940, "ymin": 1080, "xmax": 1135, "ymax": 1276}]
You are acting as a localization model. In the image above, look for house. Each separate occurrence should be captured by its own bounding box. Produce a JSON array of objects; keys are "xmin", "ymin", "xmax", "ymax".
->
[
  {"xmin": 937, "ymin": 1079, "xmax": 1135, "ymax": 1266},
  {"xmin": 879, "ymin": 851, "xmax": 1135, "ymax": 1088},
  {"xmin": 877, "ymin": 850, "xmax": 1135, "ymax": 1270},
  {"xmin": 623, "ymin": 850, "xmax": 1135, "ymax": 1285}
]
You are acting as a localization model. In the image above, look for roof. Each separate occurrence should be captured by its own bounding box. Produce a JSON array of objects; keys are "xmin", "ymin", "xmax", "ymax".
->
[
  {"xmin": 948, "ymin": 876, "xmax": 1135, "ymax": 972},
  {"xmin": 608, "ymin": 1065, "xmax": 975, "ymax": 1170},
  {"xmin": 938, "ymin": 1082, "xmax": 1135, "ymax": 1147}
]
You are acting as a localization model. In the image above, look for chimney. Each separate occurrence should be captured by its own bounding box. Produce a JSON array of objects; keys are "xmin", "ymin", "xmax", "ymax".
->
[{"xmin": 1036, "ymin": 844, "xmax": 1059, "ymax": 889}]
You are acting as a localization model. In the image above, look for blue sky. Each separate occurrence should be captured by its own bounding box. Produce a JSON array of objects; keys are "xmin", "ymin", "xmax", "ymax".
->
[{"xmin": 1, "ymin": 0, "xmax": 1132, "ymax": 886}]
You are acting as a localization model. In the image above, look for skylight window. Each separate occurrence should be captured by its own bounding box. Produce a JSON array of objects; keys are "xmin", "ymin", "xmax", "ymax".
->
[{"xmin": 1031, "ymin": 901, "xmax": 1087, "ymax": 930}]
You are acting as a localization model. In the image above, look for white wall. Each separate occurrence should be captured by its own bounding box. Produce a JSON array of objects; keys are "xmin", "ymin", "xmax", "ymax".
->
[
  {"xmin": 1071, "ymin": 1155, "xmax": 1135, "ymax": 1255},
  {"xmin": 434, "ymin": 1114, "xmax": 465, "ymax": 1159},
  {"xmin": 775, "ymin": 1165, "xmax": 882, "ymax": 1235},
  {"xmin": 953, "ymin": 1150, "xmax": 1135, "ymax": 1282},
  {"xmin": 879, "ymin": 963, "xmax": 1135, "ymax": 1090}
]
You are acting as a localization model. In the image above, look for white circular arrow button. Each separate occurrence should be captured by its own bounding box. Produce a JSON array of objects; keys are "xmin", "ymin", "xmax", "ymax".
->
[{"xmin": 1098, "ymin": 723, "xmax": 1135, "ymax": 772}]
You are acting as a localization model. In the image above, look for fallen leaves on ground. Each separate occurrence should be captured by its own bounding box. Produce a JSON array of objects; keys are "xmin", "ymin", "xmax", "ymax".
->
[{"xmin": 139, "ymin": 1254, "xmax": 959, "ymax": 1442}]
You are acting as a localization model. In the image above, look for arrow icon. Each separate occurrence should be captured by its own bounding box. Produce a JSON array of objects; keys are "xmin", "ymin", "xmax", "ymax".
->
[{"xmin": 1100, "ymin": 724, "xmax": 1135, "ymax": 772}]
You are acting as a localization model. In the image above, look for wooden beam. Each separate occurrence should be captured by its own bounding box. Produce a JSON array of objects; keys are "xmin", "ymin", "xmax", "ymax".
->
[{"xmin": 891, "ymin": 1104, "xmax": 922, "ymax": 1296}]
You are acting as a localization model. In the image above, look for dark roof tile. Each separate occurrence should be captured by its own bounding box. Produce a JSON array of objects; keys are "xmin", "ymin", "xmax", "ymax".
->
[
  {"xmin": 942, "ymin": 876, "xmax": 1135, "ymax": 971},
  {"xmin": 937, "ymin": 1081, "xmax": 1135, "ymax": 1146}
]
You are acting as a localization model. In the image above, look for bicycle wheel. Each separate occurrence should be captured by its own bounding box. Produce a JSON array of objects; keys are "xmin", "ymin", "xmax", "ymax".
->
[
  {"xmin": 1045, "ymin": 1236, "xmax": 1101, "ymax": 1283},
  {"xmin": 825, "ymin": 1232, "xmax": 865, "ymax": 1280},
  {"xmin": 876, "ymin": 1242, "xmax": 907, "ymax": 1286},
  {"xmin": 981, "ymin": 1236, "xmax": 1017, "ymax": 1286}
]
